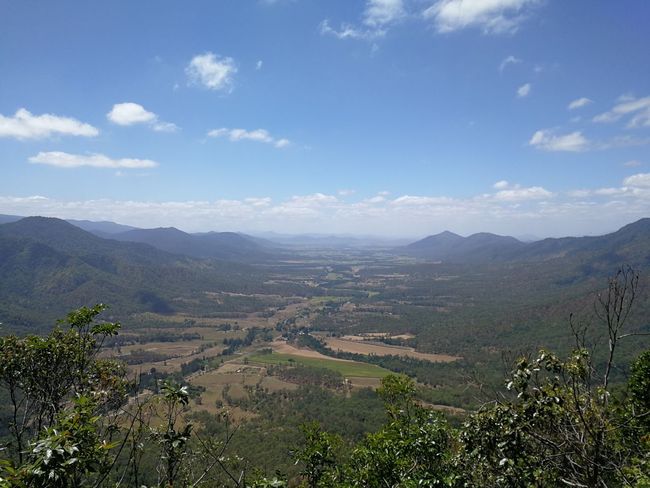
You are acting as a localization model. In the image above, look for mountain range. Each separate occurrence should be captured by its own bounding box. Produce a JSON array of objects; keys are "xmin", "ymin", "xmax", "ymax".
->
[
  {"xmin": 106, "ymin": 227, "xmax": 275, "ymax": 262},
  {"xmin": 402, "ymin": 219, "xmax": 650, "ymax": 268},
  {"xmin": 0, "ymin": 217, "xmax": 276, "ymax": 330},
  {"xmin": 2, "ymin": 214, "xmax": 649, "ymax": 267},
  {"xmin": 0, "ymin": 215, "xmax": 649, "ymax": 330},
  {"xmin": 0, "ymin": 214, "xmax": 276, "ymax": 262}
]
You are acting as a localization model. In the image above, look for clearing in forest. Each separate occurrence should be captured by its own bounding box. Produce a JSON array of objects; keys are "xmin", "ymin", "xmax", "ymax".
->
[
  {"xmin": 248, "ymin": 352, "xmax": 390, "ymax": 378},
  {"xmin": 324, "ymin": 337, "xmax": 460, "ymax": 363}
]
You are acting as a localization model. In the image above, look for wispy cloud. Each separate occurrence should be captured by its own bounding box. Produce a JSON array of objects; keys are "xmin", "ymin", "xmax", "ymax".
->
[
  {"xmin": 567, "ymin": 97, "xmax": 593, "ymax": 110},
  {"xmin": 152, "ymin": 121, "xmax": 180, "ymax": 133},
  {"xmin": 320, "ymin": 0, "xmax": 405, "ymax": 41},
  {"xmin": 423, "ymin": 0, "xmax": 540, "ymax": 34},
  {"xmin": 0, "ymin": 108, "xmax": 98, "ymax": 140},
  {"xmin": 320, "ymin": 20, "xmax": 379, "ymax": 40},
  {"xmin": 624, "ymin": 160, "xmax": 643, "ymax": 168},
  {"xmin": 593, "ymin": 95, "xmax": 650, "ymax": 127},
  {"xmin": 107, "ymin": 102, "xmax": 179, "ymax": 132},
  {"xmin": 492, "ymin": 185, "xmax": 551, "ymax": 201},
  {"xmin": 517, "ymin": 83, "xmax": 531, "ymax": 98},
  {"xmin": 529, "ymin": 130, "xmax": 590, "ymax": 152},
  {"xmin": 499, "ymin": 55, "xmax": 521, "ymax": 73},
  {"xmin": 186, "ymin": 52, "xmax": 237, "ymax": 92},
  {"xmin": 28, "ymin": 151, "xmax": 158, "ymax": 169},
  {"xmin": 207, "ymin": 128, "xmax": 290, "ymax": 148},
  {"xmin": 364, "ymin": 0, "xmax": 406, "ymax": 27},
  {"xmin": 489, "ymin": 181, "xmax": 551, "ymax": 201},
  {"xmin": 530, "ymin": 129, "xmax": 650, "ymax": 153}
]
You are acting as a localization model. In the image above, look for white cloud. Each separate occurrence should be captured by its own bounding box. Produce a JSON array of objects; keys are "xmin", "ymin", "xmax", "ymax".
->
[
  {"xmin": 391, "ymin": 195, "xmax": 455, "ymax": 206},
  {"xmin": 186, "ymin": 52, "xmax": 237, "ymax": 91},
  {"xmin": 244, "ymin": 197, "xmax": 272, "ymax": 207},
  {"xmin": 107, "ymin": 103, "xmax": 156, "ymax": 125},
  {"xmin": 0, "ymin": 108, "xmax": 98, "ymax": 140},
  {"xmin": 493, "ymin": 185, "xmax": 551, "ymax": 201},
  {"xmin": 256, "ymin": 60, "xmax": 263, "ymax": 70},
  {"xmin": 486, "ymin": 181, "xmax": 552, "ymax": 201},
  {"xmin": 593, "ymin": 95, "xmax": 650, "ymax": 127},
  {"xmin": 28, "ymin": 151, "xmax": 158, "ymax": 169},
  {"xmin": 623, "ymin": 173, "xmax": 650, "ymax": 188},
  {"xmin": 364, "ymin": 0, "xmax": 405, "ymax": 27},
  {"xmin": 107, "ymin": 102, "xmax": 179, "ymax": 132},
  {"xmin": 517, "ymin": 83, "xmax": 531, "ymax": 98},
  {"xmin": 320, "ymin": 19, "xmax": 383, "ymax": 40},
  {"xmin": 365, "ymin": 195, "xmax": 386, "ymax": 204},
  {"xmin": 338, "ymin": 189, "xmax": 356, "ymax": 196},
  {"xmin": 208, "ymin": 127, "xmax": 291, "ymax": 148},
  {"xmin": 423, "ymin": 0, "xmax": 539, "ymax": 34},
  {"xmin": 289, "ymin": 193, "xmax": 339, "ymax": 205},
  {"xmin": 567, "ymin": 97, "xmax": 593, "ymax": 110},
  {"xmin": 529, "ymin": 130, "xmax": 590, "ymax": 152},
  {"xmin": 499, "ymin": 55, "xmax": 521, "ymax": 72},
  {"xmin": 320, "ymin": 0, "xmax": 404, "ymax": 41},
  {"xmin": 153, "ymin": 121, "xmax": 179, "ymax": 132},
  {"xmin": 593, "ymin": 187, "xmax": 624, "ymax": 196}
]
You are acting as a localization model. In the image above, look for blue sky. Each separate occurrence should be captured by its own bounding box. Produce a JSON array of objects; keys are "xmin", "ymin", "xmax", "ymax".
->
[{"xmin": 1, "ymin": 0, "xmax": 649, "ymax": 237}]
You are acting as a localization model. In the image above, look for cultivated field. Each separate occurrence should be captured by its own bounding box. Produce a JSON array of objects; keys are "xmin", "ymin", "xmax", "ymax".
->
[
  {"xmin": 248, "ymin": 352, "xmax": 391, "ymax": 378},
  {"xmin": 324, "ymin": 337, "xmax": 460, "ymax": 363},
  {"xmin": 269, "ymin": 339, "xmax": 352, "ymax": 361},
  {"xmin": 188, "ymin": 362, "xmax": 298, "ymax": 418}
]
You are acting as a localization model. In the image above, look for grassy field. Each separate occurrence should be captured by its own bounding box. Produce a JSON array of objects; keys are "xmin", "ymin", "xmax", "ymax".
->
[
  {"xmin": 324, "ymin": 337, "xmax": 460, "ymax": 363},
  {"xmin": 248, "ymin": 352, "xmax": 391, "ymax": 378},
  {"xmin": 309, "ymin": 296, "xmax": 351, "ymax": 305}
]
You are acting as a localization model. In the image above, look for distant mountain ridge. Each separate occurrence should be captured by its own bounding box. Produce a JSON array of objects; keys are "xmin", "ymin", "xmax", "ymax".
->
[
  {"xmin": 401, "ymin": 218, "xmax": 650, "ymax": 267},
  {"xmin": 0, "ymin": 214, "xmax": 137, "ymax": 234},
  {"xmin": 107, "ymin": 227, "xmax": 275, "ymax": 262},
  {"xmin": 0, "ymin": 214, "xmax": 23, "ymax": 225},
  {"xmin": 402, "ymin": 231, "xmax": 525, "ymax": 262},
  {"xmin": 0, "ymin": 215, "xmax": 277, "ymax": 262},
  {"xmin": 66, "ymin": 219, "xmax": 138, "ymax": 235}
]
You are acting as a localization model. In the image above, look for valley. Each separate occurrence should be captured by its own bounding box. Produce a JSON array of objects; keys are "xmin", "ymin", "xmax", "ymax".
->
[{"xmin": 1, "ymin": 215, "xmax": 649, "ymax": 481}]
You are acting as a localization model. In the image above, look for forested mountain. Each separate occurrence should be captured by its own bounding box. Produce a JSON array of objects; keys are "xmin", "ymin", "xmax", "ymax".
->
[
  {"xmin": 0, "ymin": 214, "xmax": 138, "ymax": 234},
  {"xmin": 0, "ymin": 217, "xmax": 274, "ymax": 330},
  {"xmin": 107, "ymin": 226, "xmax": 275, "ymax": 262},
  {"xmin": 518, "ymin": 218, "xmax": 650, "ymax": 264},
  {"xmin": 66, "ymin": 218, "xmax": 138, "ymax": 235},
  {"xmin": 402, "ymin": 218, "xmax": 650, "ymax": 268},
  {"xmin": 403, "ymin": 231, "xmax": 524, "ymax": 262}
]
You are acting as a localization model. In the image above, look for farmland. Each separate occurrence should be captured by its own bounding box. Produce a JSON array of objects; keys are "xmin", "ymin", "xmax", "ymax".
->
[
  {"xmin": 322, "ymin": 336, "xmax": 461, "ymax": 362},
  {"xmin": 248, "ymin": 351, "xmax": 391, "ymax": 378},
  {"xmin": 87, "ymin": 243, "xmax": 649, "ymax": 428}
]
